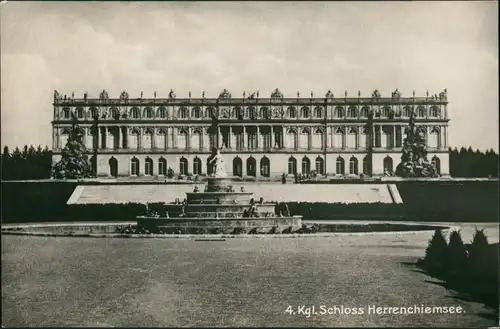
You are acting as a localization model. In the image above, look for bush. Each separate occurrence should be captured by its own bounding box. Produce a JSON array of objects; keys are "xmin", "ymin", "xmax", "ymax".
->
[
  {"xmin": 423, "ymin": 228, "xmax": 448, "ymax": 274},
  {"xmin": 446, "ymin": 230, "xmax": 468, "ymax": 277},
  {"xmin": 467, "ymin": 228, "xmax": 491, "ymax": 279}
]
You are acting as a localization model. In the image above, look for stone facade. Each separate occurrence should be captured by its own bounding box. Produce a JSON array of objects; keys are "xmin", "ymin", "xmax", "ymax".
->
[{"xmin": 51, "ymin": 88, "xmax": 450, "ymax": 178}]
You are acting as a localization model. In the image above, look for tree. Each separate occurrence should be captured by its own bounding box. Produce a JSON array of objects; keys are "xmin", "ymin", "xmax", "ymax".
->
[
  {"xmin": 424, "ymin": 228, "xmax": 448, "ymax": 274},
  {"xmin": 52, "ymin": 115, "xmax": 95, "ymax": 179},
  {"xmin": 446, "ymin": 230, "xmax": 468, "ymax": 277}
]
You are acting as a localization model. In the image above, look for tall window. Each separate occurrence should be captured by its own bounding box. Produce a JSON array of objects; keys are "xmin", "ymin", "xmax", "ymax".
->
[
  {"xmin": 192, "ymin": 107, "xmax": 201, "ymax": 119},
  {"xmin": 131, "ymin": 108, "xmax": 140, "ymax": 119},
  {"xmin": 143, "ymin": 129, "xmax": 154, "ymax": 149},
  {"xmin": 193, "ymin": 157, "xmax": 202, "ymax": 175},
  {"xmin": 314, "ymin": 106, "xmax": 323, "ymax": 118},
  {"xmin": 374, "ymin": 126, "xmax": 381, "ymax": 148},
  {"xmin": 287, "ymin": 129, "xmax": 297, "ymax": 149},
  {"xmin": 260, "ymin": 157, "xmax": 270, "ymax": 177},
  {"xmin": 417, "ymin": 106, "xmax": 426, "ymax": 118},
  {"xmin": 262, "ymin": 132, "xmax": 271, "ymax": 149},
  {"xmin": 362, "ymin": 156, "xmax": 369, "ymax": 175},
  {"xmin": 402, "ymin": 106, "xmax": 411, "ymax": 118},
  {"xmin": 334, "ymin": 128, "xmax": 344, "ymax": 149},
  {"xmin": 63, "ymin": 108, "xmax": 70, "ymax": 119},
  {"xmin": 313, "ymin": 129, "xmax": 324, "ymax": 150},
  {"xmin": 334, "ymin": 106, "xmax": 344, "ymax": 118},
  {"xmin": 336, "ymin": 157, "xmax": 345, "ymax": 175},
  {"xmin": 288, "ymin": 107, "xmax": 297, "ymax": 118},
  {"xmin": 233, "ymin": 157, "xmax": 243, "ymax": 176},
  {"xmin": 179, "ymin": 157, "xmax": 188, "ymax": 175},
  {"xmin": 346, "ymin": 128, "xmax": 357, "ymax": 149},
  {"xmin": 60, "ymin": 128, "xmax": 70, "ymax": 148},
  {"xmin": 191, "ymin": 130, "xmax": 201, "ymax": 151},
  {"xmin": 248, "ymin": 107, "xmax": 257, "ymax": 119},
  {"xmin": 315, "ymin": 157, "xmax": 324, "ymax": 175},
  {"xmin": 428, "ymin": 127, "xmax": 440, "ymax": 148},
  {"xmin": 360, "ymin": 107, "xmax": 369, "ymax": 118},
  {"xmin": 145, "ymin": 157, "xmax": 153, "ymax": 176},
  {"xmin": 300, "ymin": 107, "xmax": 310, "ymax": 118},
  {"xmin": 236, "ymin": 132, "xmax": 244, "ymax": 150},
  {"xmin": 158, "ymin": 158, "xmax": 167, "ymax": 176},
  {"xmin": 156, "ymin": 129, "xmax": 167, "ymax": 150},
  {"xmin": 395, "ymin": 126, "xmax": 402, "ymax": 148},
  {"xmin": 111, "ymin": 108, "xmax": 120, "ymax": 119},
  {"xmin": 429, "ymin": 106, "xmax": 439, "ymax": 118},
  {"xmin": 179, "ymin": 107, "xmax": 188, "ymax": 118},
  {"xmin": 131, "ymin": 158, "xmax": 140, "ymax": 176},
  {"xmin": 349, "ymin": 157, "xmax": 358, "ymax": 175},
  {"xmin": 144, "ymin": 107, "xmax": 153, "ymax": 118},
  {"xmin": 77, "ymin": 108, "xmax": 84, "ymax": 119},
  {"xmin": 260, "ymin": 107, "xmax": 270, "ymax": 119},
  {"xmin": 301, "ymin": 157, "xmax": 311, "ymax": 174},
  {"xmin": 157, "ymin": 107, "xmax": 166, "ymax": 119},
  {"xmin": 299, "ymin": 129, "xmax": 310, "ymax": 149},
  {"xmin": 431, "ymin": 156, "xmax": 441, "ymax": 174},
  {"xmin": 383, "ymin": 156, "xmax": 393, "ymax": 173},
  {"xmin": 288, "ymin": 157, "xmax": 297, "ymax": 175},
  {"xmin": 248, "ymin": 131, "xmax": 257, "ymax": 149},
  {"xmin": 347, "ymin": 106, "xmax": 358, "ymax": 118},
  {"xmin": 177, "ymin": 129, "xmax": 188, "ymax": 149}
]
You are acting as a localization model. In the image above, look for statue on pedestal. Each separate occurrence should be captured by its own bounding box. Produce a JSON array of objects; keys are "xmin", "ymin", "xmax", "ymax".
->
[{"xmin": 207, "ymin": 148, "xmax": 227, "ymax": 178}]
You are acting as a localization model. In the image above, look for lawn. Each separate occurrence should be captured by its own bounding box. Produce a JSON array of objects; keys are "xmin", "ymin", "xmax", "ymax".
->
[{"xmin": 2, "ymin": 223, "xmax": 498, "ymax": 327}]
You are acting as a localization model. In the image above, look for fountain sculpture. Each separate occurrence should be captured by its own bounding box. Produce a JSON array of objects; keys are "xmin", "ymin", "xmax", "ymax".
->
[{"xmin": 136, "ymin": 148, "xmax": 303, "ymax": 234}]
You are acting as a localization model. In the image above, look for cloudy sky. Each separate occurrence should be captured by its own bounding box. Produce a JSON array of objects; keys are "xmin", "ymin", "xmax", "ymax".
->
[{"xmin": 1, "ymin": 1, "xmax": 498, "ymax": 151}]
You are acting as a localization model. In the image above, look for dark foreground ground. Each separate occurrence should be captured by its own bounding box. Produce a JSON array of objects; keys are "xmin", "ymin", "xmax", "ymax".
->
[{"xmin": 2, "ymin": 222, "xmax": 498, "ymax": 327}]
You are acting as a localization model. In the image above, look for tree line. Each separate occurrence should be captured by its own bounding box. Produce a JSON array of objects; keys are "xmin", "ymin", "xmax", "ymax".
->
[{"xmin": 1, "ymin": 145, "xmax": 498, "ymax": 180}]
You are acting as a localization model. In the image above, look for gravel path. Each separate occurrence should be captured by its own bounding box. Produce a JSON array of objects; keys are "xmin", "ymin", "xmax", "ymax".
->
[{"xmin": 2, "ymin": 223, "xmax": 498, "ymax": 327}]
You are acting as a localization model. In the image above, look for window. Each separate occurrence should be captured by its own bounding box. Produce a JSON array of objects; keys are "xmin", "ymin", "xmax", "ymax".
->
[
  {"xmin": 111, "ymin": 108, "xmax": 120, "ymax": 119},
  {"xmin": 260, "ymin": 107, "xmax": 270, "ymax": 119},
  {"xmin": 144, "ymin": 108, "xmax": 153, "ymax": 119},
  {"xmin": 131, "ymin": 158, "xmax": 140, "ymax": 176},
  {"xmin": 63, "ymin": 108, "xmax": 70, "ymax": 119},
  {"xmin": 395, "ymin": 126, "xmax": 402, "ymax": 147},
  {"xmin": 233, "ymin": 157, "xmax": 243, "ymax": 176},
  {"xmin": 109, "ymin": 157, "xmax": 118, "ymax": 177},
  {"xmin": 417, "ymin": 106, "xmax": 426, "ymax": 118},
  {"xmin": 131, "ymin": 108, "xmax": 139, "ymax": 119},
  {"xmin": 77, "ymin": 108, "xmax": 84, "ymax": 119},
  {"xmin": 288, "ymin": 107, "xmax": 297, "ymax": 118},
  {"xmin": 143, "ymin": 129, "xmax": 153, "ymax": 149},
  {"xmin": 287, "ymin": 129, "xmax": 298, "ymax": 149},
  {"xmin": 145, "ymin": 157, "xmax": 153, "ymax": 176},
  {"xmin": 334, "ymin": 106, "xmax": 344, "ymax": 118},
  {"xmin": 431, "ymin": 156, "xmax": 441, "ymax": 174},
  {"xmin": 402, "ymin": 107, "xmax": 411, "ymax": 117},
  {"xmin": 349, "ymin": 157, "xmax": 358, "ymax": 175},
  {"xmin": 179, "ymin": 107, "xmax": 188, "ymax": 118},
  {"xmin": 193, "ymin": 157, "xmax": 202, "ymax": 175},
  {"xmin": 246, "ymin": 157, "xmax": 256, "ymax": 177},
  {"xmin": 158, "ymin": 158, "xmax": 167, "ymax": 176},
  {"xmin": 300, "ymin": 107, "xmax": 310, "ymax": 118},
  {"xmin": 260, "ymin": 157, "xmax": 270, "ymax": 177},
  {"xmin": 360, "ymin": 107, "xmax": 369, "ymax": 118},
  {"xmin": 262, "ymin": 133, "xmax": 271, "ymax": 149},
  {"xmin": 383, "ymin": 156, "xmax": 393, "ymax": 173},
  {"xmin": 374, "ymin": 126, "xmax": 381, "ymax": 148},
  {"xmin": 362, "ymin": 156, "xmax": 369, "ymax": 175},
  {"xmin": 301, "ymin": 157, "xmax": 311, "ymax": 174},
  {"xmin": 236, "ymin": 132, "xmax": 244, "ymax": 150},
  {"xmin": 299, "ymin": 129, "xmax": 310, "ymax": 149},
  {"xmin": 191, "ymin": 130, "xmax": 202, "ymax": 151},
  {"xmin": 248, "ymin": 132, "xmax": 257, "ymax": 149},
  {"xmin": 179, "ymin": 157, "xmax": 188, "ymax": 175},
  {"xmin": 248, "ymin": 107, "xmax": 257, "ymax": 119},
  {"xmin": 314, "ymin": 107, "xmax": 323, "ymax": 118},
  {"xmin": 156, "ymin": 129, "xmax": 167, "ymax": 150},
  {"xmin": 315, "ymin": 157, "xmax": 324, "ymax": 175},
  {"xmin": 336, "ymin": 157, "xmax": 345, "ymax": 175},
  {"xmin": 313, "ymin": 129, "xmax": 324, "ymax": 150},
  {"xmin": 177, "ymin": 129, "xmax": 188, "ymax": 149},
  {"xmin": 347, "ymin": 107, "xmax": 358, "ymax": 118},
  {"xmin": 157, "ymin": 107, "xmax": 166, "ymax": 119},
  {"xmin": 429, "ymin": 106, "xmax": 439, "ymax": 117},
  {"xmin": 288, "ymin": 157, "xmax": 297, "ymax": 175},
  {"xmin": 192, "ymin": 107, "xmax": 201, "ymax": 119}
]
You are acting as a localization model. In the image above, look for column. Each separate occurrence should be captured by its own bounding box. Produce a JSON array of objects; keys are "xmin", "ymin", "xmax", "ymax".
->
[
  {"xmin": 342, "ymin": 127, "xmax": 346, "ymax": 150},
  {"xmin": 171, "ymin": 127, "xmax": 176, "ymax": 148},
  {"xmin": 356, "ymin": 127, "xmax": 360, "ymax": 149},
  {"xmin": 139, "ymin": 127, "xmax": 143, "ymax": 149},
  {"xmin": 103, "ymin": 126, "xmax": 108, "ymax": 149},
  {"xmin": 217, "ymin": 126, "xmax": 221, "ymax": 148},
  {"xmin": 243, "ymin": 126, "xmax": 248, "ymax": 150},
  {"xmin": 55, "ymin": 128, "xmax": 60, "ymax": 149},
  {"xmin": 257, "ymin": 126, "xmax": 262, "ymax": 149},
  {"xmin": 229, "ymin": 126, "xmax": 234, "ymax": 149},
  {"xmin": 377, "ymin": 125, "xmax": 382, "ymax": 148},
  {"xmin": 187, "ymin": 127, "xmax": 191, "ymax": 151},
  {"xmin": 152, "ymin": 128, "xmax": 156, "ymax": 149},
  {"xmin": 392, "ymin": 125, "xmax": 395, "ymax": 149},
  {"xmin": 270, "ymin": 126, "xmax": 275, "ymax": 148},
  {"xmin": 444, "ymin": 126, "xmax": 448, "ymax": 148},
  {"xmin": 117, "ymin": 126, "xmax": 121, "ymax": 149}
]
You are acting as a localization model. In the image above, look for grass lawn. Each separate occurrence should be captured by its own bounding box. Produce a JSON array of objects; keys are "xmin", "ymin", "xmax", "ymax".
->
[{"xmin": 2, "ymin": 223, "xmax": 498, "ymax": 327}]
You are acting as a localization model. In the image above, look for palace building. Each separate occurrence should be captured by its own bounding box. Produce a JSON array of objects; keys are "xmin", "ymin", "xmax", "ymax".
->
[{"xmin": 51, "ymin": 88, "xmax": 450, "ymax": 178}]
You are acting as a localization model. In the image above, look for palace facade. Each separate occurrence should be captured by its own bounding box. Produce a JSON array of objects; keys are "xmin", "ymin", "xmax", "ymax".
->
[{"xmin": 51, "ymin": 88, "xmax": 450, "ymax": 178}]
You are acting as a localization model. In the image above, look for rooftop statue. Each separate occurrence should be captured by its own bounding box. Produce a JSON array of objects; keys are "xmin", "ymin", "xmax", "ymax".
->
[
  {"xmin": 270, "ymin": 88, "xmax": 283, "ymax": 99},
  {"xmin": 392, "ymin": 88, "xmax": 401, "ymax": 99},
  {"xmin": 207, "ymin": 148, "xmax": 227, "ymax": 178},
  {"xmin": 325, "ymin": 90, "xmax": 334, "ymax": 98},
  {"xmin": 120, "ymin": 90, "xmax": 129, "ymax": 100},
  {"xmin": 372, "ymin": 90, "xmax": 381, "ymax": 98},
  {"xmin": 219, "ymin": 89, "xmax": 232, "ymax": 99},
  {"xmin": 100, "ymin": 90, "xmax": 109, "ymax": 99},
  {"xmin": 168, "ymin": 89, "xmax": 176, "ymax": 99}
]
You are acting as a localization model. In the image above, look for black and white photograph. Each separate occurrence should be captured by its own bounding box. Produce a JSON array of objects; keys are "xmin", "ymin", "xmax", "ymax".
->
[{"xmin": 1, "ymin": 1, "xmax": 499, "ymax": 327}]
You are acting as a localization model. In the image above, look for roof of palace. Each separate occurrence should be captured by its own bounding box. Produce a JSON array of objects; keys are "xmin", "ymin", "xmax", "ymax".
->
[{"xmin": 53, "ymin": 88, "xmax": 449, "ymax": 106}]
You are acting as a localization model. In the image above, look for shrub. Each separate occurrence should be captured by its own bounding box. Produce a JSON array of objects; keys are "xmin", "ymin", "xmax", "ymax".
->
[
  {"xmin": 446, "ymin": 230, "xmax": 468, "ymax": 277},
  {"xmin": 424, "ymin": 228, "xmax": 448, "ymax": 274},
  {"xmin": 467, "ymin": 228, "xmax": 491, "ymax": 279}
]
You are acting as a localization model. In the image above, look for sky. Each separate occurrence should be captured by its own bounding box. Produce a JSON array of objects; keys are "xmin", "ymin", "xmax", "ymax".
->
[{"xmin": 1, "ymin": 1, "xmax": 498, "ymax": 151}]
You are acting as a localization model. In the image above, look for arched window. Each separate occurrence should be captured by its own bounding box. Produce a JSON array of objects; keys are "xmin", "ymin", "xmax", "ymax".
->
[
  {"xmin": 130, "ymin": 157, "xmax": 140, "ymax": 176},
  {"xmin": 234, "ymin": 107, "xmax": 244, "ymax": 120},
  {"xmin": 333, "ymin": 127, "xmax": 344, "ymax": 149},
  {"xmin": 130, "ymin": 108, "xmax": 140, "ymax": 119},
  {"xmin": 260, "ymin": 107, "xmax": 270, "ymax": 120},
  {"xmin": 336, "ymin": 156, "xmax": 345, "ymax": 175},
  {"xmin": 417, "ymin": 106, "xmax": 426, "ymax": 118},
  {"xmin": 260, "ymin": 156, "xmax": 270, "ymax": 177},
  {"xmin": 362, "ymin": 156, "xmax": 369, "ymax": 175},
  {"xmin": 347, "ymin": 106, "xmax": 358, "ymax": 118},
  {"xmin": 383, "ymin": 156, "xmax": 393, "ymax": 173},
  {"xmin": 157, "ymin": 107, "xmax": 167, "ymax": 119},
  {"xmin": 428, "ymin": 127, "xmax": 440, "ymax": 148},
  {"xmin": 206, "ymin": 107, "xmax": 215, "ymax": 119},
  {"xmin": 287, "ymin": 129, "xmax": 298, "ymax": 149},
  {"xmin": 144, "ymin": 107, "xmax": 153, "ymax": 119},
  {"xmin": 111, "ymin": 107, "xmax": 120, "ymax": 119},
  {"xmin": 334, "ymin": 106, "xmax": 344, "ymax": 118},
  {"xmin": 145, "ymin": 157, "xmax": 153, "ymax": 176},
  {"xmin": 246, "ymin": 157, "xmax": 256, "ymax": 177},
  {"xmin": 193, "ymin": 157, "xmax": 202, "ymax": 175},
  {"xmin": 109, "ymin": 157, "xmax": 118, "ymax": 177},
  {"xmin": 301, "ymin": 156, "xmax": 311, "ymax": 174},
  {"xmin": 313, "ymin": 128, "xmax": 324, "ymax": 150},
  {"xmin": 288, "ymin": 107, "xmax": 297, "ymax": 118},
  {"xmin": 62, "ymin": 108, "xmax": 71, "ymax": 119},
  {"xmin": 177, "ymin": 129, "xmax": 188, "ymax": 150},
  {"xmin": 247, "ymin": 106, "xmax": 257, "ymax": 119},
  {"xmin": 179, "ymin": 157, "xmax": 188, "ymax": 175},
  {"xmin": 192, "ymin": 107, "xmax": 201, "ymax": 119},
  {"xmin": 59, "ymin": 128, "xmax": 70, "ymax": 148},
  {"xmin": 431, "ymin": 156, "xmax": 441, "ymax": 175},
  {"xmin": 89, "ymin": 107, "xmax": 98, "ymax": 119},
  {"xmin": 300, "ymin": 106, "xmax": 310, "ymax": 118},
  {"xmin": 381, "ymin": 106, "xmax": 391, "ymax": 117},
  {"xmin": 346, "ymin": 127, "xmax": 357, "ymax": 149},
  {"xmin": 402, "ymin": 106, "xmax": 411, "ymax": 118},
  {"xmin": 288, "ymin": 157, "xmax": 297, "ymax": 175},
  {"xmin": 76, "ymin": 108, "xmax": 84, "ymax": 119},
  {"xmin": 429, "ymin": 106, "xmax": 439, "ymax": 117},
  {"xmin": 178, "ymin": 107, "xmax": 188, "ymax": 119},
  {"xmin": 299, "ymin": 128, "xmax": 310, "ymax": 149},
  {"xmin": 156, "ymin": 129, "xmax": 167, "ymax": 150},
  {"xmin": 191, "ymin": 130, "xmax": 202, "ymax": 151},
  {"xmin": 360, "ymin": 107, "xmax": 369, "ymax": 118},
  {"xmin": 349, "ymin": 157, "xmax": 358, "ymax": 175},
  {"xmin": 314, "ymin": 106, "xmax": 323, "ymax": 118},
  {"xmin": 158, "ymin": 157, "xmax": 167, "ymax": 176},
  {"xmin": 315, "ymin": 156, "xmax": 324, "ymax": 175},
  {"xmin": 233, "ymin": 157, "xmax": 243, "ymax": 177},
  {"xmin": 143, "ymin": 129, "xmax": 154, "ymax": 149}
]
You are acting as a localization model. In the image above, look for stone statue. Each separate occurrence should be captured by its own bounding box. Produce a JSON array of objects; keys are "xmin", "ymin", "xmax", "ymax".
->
[{"xmin": 208, "ymin": 148, "xmax": 227, "ymax": 177}]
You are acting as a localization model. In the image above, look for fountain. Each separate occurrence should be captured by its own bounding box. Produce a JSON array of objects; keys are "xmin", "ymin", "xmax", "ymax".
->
[{"xmin": 136, "ymin": 148, "xmax": 303, "ymax": 234}]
